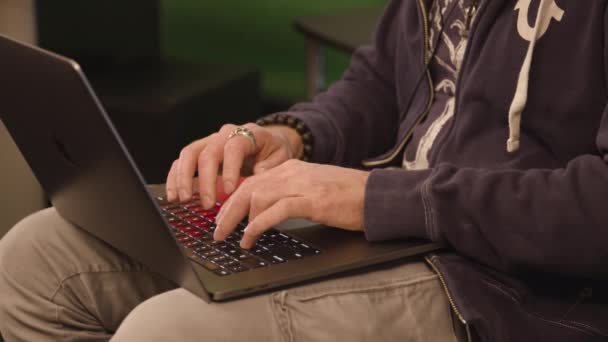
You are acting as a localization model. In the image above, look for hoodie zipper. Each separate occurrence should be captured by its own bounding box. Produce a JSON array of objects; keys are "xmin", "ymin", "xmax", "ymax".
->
[
  {"xmin": 425, "ymin": 254, "xmax": 473, "ymax": 342},
  {"xmin": 362, "ymin": 0, "xmax": 434, "ymax": 168}
]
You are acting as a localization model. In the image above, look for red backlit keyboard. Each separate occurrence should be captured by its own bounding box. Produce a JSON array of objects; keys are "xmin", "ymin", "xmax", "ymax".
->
[{"xmin": 157, "ymin": 193, "xmax": 321, "ymax": 277}]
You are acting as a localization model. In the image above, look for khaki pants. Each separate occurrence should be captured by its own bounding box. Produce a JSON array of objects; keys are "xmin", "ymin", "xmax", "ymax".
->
[{"xmin": 0, "ymin": 208, "xmax": 460, "ymax": 341}]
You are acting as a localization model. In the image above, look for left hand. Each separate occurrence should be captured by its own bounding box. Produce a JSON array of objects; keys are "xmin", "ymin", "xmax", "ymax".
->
[{"xmin": 214, "ymin": 159, "xmax": 370, "ymax": 249}]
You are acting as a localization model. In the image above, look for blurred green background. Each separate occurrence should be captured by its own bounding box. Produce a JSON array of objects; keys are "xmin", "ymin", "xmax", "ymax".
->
[{"xmin": 162, "ymin": 0, "xmax": 386, "ymax": 103}]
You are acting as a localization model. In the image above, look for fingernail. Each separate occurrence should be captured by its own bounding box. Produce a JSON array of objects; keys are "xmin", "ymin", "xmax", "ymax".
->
[
  {"xmin": 166, "ymin": 189, "xmax": 175, "ymax": 200},
  {"xmin": 213, "ymin": 225, "xmax": 224, "ymax": 241},
  {"xmin": 240, "ymin": 235, "xmax": 252, "ymax": 250},
  {"xmin": 179, "ymin": 190, "xmax": 190, "ymax": 201},
  {"xmin": 202, "ymin": 195, "xmax": 213, "ymax": 209},
  {"xmin": 223, "ymin": 180, "xmax": 234, "ymax": 194}
]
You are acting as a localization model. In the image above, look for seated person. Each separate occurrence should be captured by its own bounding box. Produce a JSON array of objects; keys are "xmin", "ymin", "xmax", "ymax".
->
[{"xmin": 0, "ymin": 0, "xmax": 606, "ymax": 341}]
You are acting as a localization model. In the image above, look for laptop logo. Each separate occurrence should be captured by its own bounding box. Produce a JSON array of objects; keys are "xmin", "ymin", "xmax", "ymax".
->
[{"xmin": 52, "ymin": 134, "xmax": 77, "ymax": 167}]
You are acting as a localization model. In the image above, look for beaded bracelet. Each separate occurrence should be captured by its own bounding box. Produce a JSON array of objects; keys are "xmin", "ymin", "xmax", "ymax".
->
[{"xmin": 256, "ymin": 113, "xmax": 314, "ymax": 162}]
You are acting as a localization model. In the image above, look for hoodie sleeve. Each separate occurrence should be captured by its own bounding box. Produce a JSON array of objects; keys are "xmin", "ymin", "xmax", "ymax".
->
[
  {"xmin": 364, "ymin": 105, "xmax": 608, "ymax": 279},
  {"xmin": 363, "ymin": 7, "xmax": 608, "ymax": 279},
  {"xmin": 278, "ymin": 0, "xmax": 403, "ymax": 167}
]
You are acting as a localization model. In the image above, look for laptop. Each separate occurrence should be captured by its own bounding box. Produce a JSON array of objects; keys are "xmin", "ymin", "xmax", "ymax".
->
[{"xmin": 0, "ymin": 34, "xmax": 441, "ymax": 301}]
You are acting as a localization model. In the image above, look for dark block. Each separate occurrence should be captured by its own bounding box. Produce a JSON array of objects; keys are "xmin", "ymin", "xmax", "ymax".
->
[
  {"xmin": 87, "ymin": 60, "xmax": 261, "ymax": 183},
  {"xmin": 36, "ymin": 0, "xmax": 161, "ymax": 69}
]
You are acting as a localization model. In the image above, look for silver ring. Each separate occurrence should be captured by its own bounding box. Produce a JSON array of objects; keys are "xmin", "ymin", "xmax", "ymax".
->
[{"xmin": 227, "ymin": 126, "xmax": 257, "ymax": 152}]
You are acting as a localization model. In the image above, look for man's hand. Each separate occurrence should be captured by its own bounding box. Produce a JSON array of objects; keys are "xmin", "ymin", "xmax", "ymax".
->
[
  {"xmin": 213, "ymin": 159, "xmax": 370, "ymax": 249},
  {"xmin": 166, "ymin": 123, "xmax": 303, "ymax": 209}
]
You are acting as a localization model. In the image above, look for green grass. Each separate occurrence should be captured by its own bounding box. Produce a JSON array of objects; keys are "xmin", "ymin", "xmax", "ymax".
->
[{"xmin": 161, "ymin": 0, "xmax": 386, "ymax": 102}]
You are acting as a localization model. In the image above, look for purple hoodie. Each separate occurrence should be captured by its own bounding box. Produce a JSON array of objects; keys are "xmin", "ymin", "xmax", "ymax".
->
[{"xmin": 279, "ymin": 0, "xmax": 608, "ymax": 340}]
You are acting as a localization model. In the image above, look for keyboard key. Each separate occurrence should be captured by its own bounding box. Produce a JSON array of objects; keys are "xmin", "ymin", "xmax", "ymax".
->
[
  {"xmin": 258, "ymin": 240, "xmax": 277, "ymax": 250},
  {"xmin": 185, "ymin": 216, "xmax": 204, "ymax": 224},
  {"xmin": 226, "ymin": 248, "xmax": 240, "ymax": 256},
  {"xmin": 190, "ymin": 207, "xmax": 208, "ymax": 214},
  {"xmin": 185, "ymin": 202, "xmax": 201, "ymax": 209},
  {"xmin": 187, "ymin": 231, "xmax": 203, "ymax": 239},
  {"xmin": 221, "ymin": 258, "xmax": 241, "ymax": 272},
  {"xmin": 236, "ymin": 253, "xmax": 249, "ymax": 259},
  {"xmin": 185, "ymin": 241, "xmax": 204, "ymax": 248},
  {"xmin": 266, "ymin": 245, "xmax": 301, "ymax": 260},
  {"xmin": 274, "ymin": 233, "xmax": 291, "ymax": 244},
  {"xmin": 251, "ymin": 248, "xmax": 280, "ymax": 263},
  {"xmin": 192, "ymin": 256, "xmax": 220, "ymax": 271},
  {"xmin": 168, "ymin": 208, "xmax": 188, "ymax": 214},
  {"xmin": 201, "ymin": 212, "xmax": 217, "ymax": 220},
  {"xmin": 239, "ymin": 256, "xmax": 269, "ymax": 269},
  {"xmin": 196, "ymin": 233, "xmax": 213, "ymax": 242},
  {"xmin": 217, "ymin": 244, "xmax": 232, "ymax": 253},
  {"xmin": 213, "ymin": 269, "xmax": 231, "ymax": 277},
  {"xmin": 296, "ymin": 243, "xmax": 321, "ymax": 256},
  {"xmin": 202, "ymin": 249, "xmax": 220, "ymax": 258},
  {"xmin": 271, "ymin": 255, "xmax": 286, "ymax": 264},
  {"xmin": 193, "ymin": 221, "xmax": 211, "ymax": 230},
  {"xmin": 210, "ymin": 240, "xmax": 227, "ymax": 247},
  {"xmin": 195, "ymin": 245, "xmax": 211, "ymax": 253},
  {"xmin": 211, "ymin": 255, "xmax": 230, "ymax": 264},
  {"xmin": 179, "ymin": 226, "xmax": 195, "ymax": 233},
  {"xmin": 177, "ymin": 236, "xmax": 192, "ymax": 243},
  {"xmin": 225, "ymin": 235, "xmax": 240, "ymax": 244},
  {"xmin": 227, "ymin": 264, "xmax": 249, "ymax": 273},
  {"xmin": 160, "ymin": 203, "xmax": 177, "ymax": 210},
  {"xmin": 265, "ymin": 230, "xmax": 280, "ymax": 238},
  {"xmin": 170, "ymin": 221, "xmax": 188, "ymax": 228}
]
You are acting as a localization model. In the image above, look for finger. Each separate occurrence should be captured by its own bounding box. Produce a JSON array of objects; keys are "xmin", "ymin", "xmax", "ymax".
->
[
  {"xmin": 248, "ymin": 189, "xmax": 279, "ymax": 223},
  {"xmin": 222, "ymin": 134, "xmax": 253, "ymax": 195},
  {"xmin": 224, "ymin": 162, "xmax": 292, "ymax": 221},
  {"xmin": 214, "ymin": 178, "xmax": 255, "ymax": 240},
  {"xmin": 240, "ymin": 197, "xmax": 312, "ymax": 249},
  {"xmin": 175, "ymin": 140, "xmax": 206, "ymax": 202},
  {"xmin": 197, "ymin": 144, "xmax": 223, "ymax": 209},
  {"xmin": 165, "ymin": 160, "xmax": 179, "ymax": 202}
]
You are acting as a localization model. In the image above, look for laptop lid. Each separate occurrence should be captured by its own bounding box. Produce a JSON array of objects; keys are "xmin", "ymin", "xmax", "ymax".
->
[{"xmin": 0, "ymin": 34, "xmax": 209, "ymax": 300}]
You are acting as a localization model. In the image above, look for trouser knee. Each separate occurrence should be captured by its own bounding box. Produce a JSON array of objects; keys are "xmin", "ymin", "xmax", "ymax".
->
[{"xmin": 0, "ymin": 207, "xmax": 131, "ymax": 297}]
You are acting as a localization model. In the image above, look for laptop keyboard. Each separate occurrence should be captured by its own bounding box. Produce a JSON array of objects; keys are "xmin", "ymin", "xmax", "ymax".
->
[{"xmin": 157, "ymin": 193, "xmax": 322, "ymax": 277}]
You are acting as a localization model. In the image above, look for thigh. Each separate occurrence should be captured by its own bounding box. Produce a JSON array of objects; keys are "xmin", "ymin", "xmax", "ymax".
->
[
  {"xmin": 271, "ymin": 260, "xmax": 457, "ymax": 342},
  {"xmin": 0, "ymin": 208, "xmax": 176, "ymax": 341},
  {"xmin": 113, "ymin": 260, "xmax": 458, "ymax": 342},
  {"xmin": 112, "ymin": 288, "xmax": 282, "ymax": 342}
]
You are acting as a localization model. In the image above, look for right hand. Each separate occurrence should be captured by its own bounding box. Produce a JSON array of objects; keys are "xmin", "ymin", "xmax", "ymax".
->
[{"xmin": 165, "ymin": 123, "xmax": 303, "ymax": 208}]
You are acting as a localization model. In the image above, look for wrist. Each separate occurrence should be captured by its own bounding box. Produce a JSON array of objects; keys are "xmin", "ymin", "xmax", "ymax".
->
[
  {"xmin": 256, "ymin": 113, "xmax": 314, "ymax": 161},
  {"xmin": 266, "ymin": 125, "xmax": 304, "ymax": 159}
]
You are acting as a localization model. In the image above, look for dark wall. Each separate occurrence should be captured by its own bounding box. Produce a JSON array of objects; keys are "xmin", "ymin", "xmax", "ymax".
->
[{"xmin": 162, "ymin": 0, "xmax": 387, "ymax": 102}]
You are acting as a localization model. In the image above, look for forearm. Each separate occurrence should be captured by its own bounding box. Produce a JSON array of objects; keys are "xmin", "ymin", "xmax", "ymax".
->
[{"xmin": 364, "ymin": 156, "xmax": 608, "ymax": 278}]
